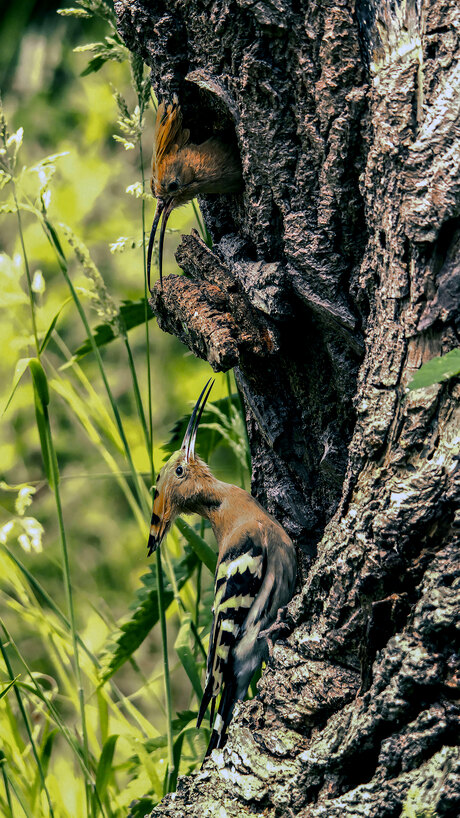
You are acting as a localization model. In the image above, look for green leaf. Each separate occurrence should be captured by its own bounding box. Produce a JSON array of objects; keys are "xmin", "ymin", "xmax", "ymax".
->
[
  {"xmin": 32, "ymin": 388, "xmax": 53, "ymax": 488},
  {"xmin": 127, "ymin": 796, "xmax": 156, "ymax": 818},
  {"xmin": 2, "ymin": 357, "xmax": 33, "ymax": 416},
  {"xmin": 408, "ymin": 348, "xmax": 460, "ymax": 390},
  {"xmin": 73, "ymin": 299, "xmax": 154, "ymax": 358},
  {"xmin": 39, "ymin": 297, "xmax": 73, "ymax": 353},
  {"xmin": 131, "ymin": 739, "xmax": 163, "ymax": 800},
  {"xmin": 39, "ymin": 728, "xmax": 59, "ymax": 778},
  {"xmin": 175, "ymin": 518, "xmax": 216, "ymax": 575},
  {"xmin": 42, "ymin": 215, "xmax": 67, "ymax": 271},
  {"xmin": 29, "ymin": 359, "xmax": 50, "ymax": 406},
  {"xmin": 174, "ymin": 615, "xmax": 203, "ymax": 702},
  {"xmin": 101, "ymin": 547, "xmax": 198, "ymax": 681},
  {"xmin": 80, "ymin": 56, "xmax": 108, "ymax": 76},
  {"xmin": 0, "ymin": 676, "xmax": 20, "ymax": 700},
  {"xmin": 169, "ymin": 720, "xmax": 204, "ymax": 792},
  {"xmin": 28, "ymin": 360, "xmax": 58, "ymax": 490},
  {"xmin": 95, "ymin": 734, "xmax": 119, "ymax": 801},
  {"xmin": 57, "ymin": 7, "xmax": 92, "ymax": 17}
]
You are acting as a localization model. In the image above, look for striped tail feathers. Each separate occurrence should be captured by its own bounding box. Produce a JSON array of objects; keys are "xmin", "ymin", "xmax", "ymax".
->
[
  {"xmin": 196, "ymin": 632, "xmax": 217, "ymax": 730},
  {"xmin": 197, "ymin": 536, "xmax": 267, "ymax": 756},
  {"xmin": 203, "ymin": 674, "xmax": 238, "ymax": 758}
]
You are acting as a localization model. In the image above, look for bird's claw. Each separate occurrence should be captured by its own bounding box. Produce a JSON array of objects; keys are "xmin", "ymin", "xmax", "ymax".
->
[{"xmin": 259, "ymin": 607, "xmax": 293, "ymax": 657}]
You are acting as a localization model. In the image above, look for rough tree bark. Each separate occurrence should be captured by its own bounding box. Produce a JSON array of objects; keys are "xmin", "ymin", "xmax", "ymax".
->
[{"xmin": 115, "ymin": 0, "xmax": 459, "ymax": 815}]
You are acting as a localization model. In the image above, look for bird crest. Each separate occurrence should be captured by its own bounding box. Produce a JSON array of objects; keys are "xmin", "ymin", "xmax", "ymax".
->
[
  {"xmin": 146, "ymin": 96, "xmax": 243, "ymax": 291},
  {"xmin": 147, "ymin": 379, "xmax": 215, "ymax": 555},
  {"xmin": 153, "ymin": 96, "xmax": 190, "ymax": 178}
]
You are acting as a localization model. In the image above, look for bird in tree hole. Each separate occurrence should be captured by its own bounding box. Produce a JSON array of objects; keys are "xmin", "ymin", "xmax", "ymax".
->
[
  {"xmin": 147, "ymin": 380, "xmax": 297, "ymax": 758},
  {"xmin": 146, "ymin": 96, "xmax": 243, "ymax": 290}
]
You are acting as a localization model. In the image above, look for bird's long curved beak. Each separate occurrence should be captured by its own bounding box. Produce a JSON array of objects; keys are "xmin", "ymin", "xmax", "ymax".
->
[
  {"xmin": 147, "ymin": 478, "xmax": 171, "ymax": 556},
  {"xmin": 147, "ymin": 512, "xmax": 170, "ymax": 556},
  {"xmin": 146, "ymin": 197, "xmax": 175, "ymax": 291},
  {"xmin": 181, "ymin": 378, "xmax": 215, "ymax": 462}
]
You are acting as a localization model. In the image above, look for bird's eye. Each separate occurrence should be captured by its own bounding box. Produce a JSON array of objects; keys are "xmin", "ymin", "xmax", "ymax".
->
[
  {"xmin": 175, "ymin": 465, "xmax": 184, "ymax": 477},
  {"xmin": 168, "ymin": 180, "xmax": 179, "ymax": 193}
]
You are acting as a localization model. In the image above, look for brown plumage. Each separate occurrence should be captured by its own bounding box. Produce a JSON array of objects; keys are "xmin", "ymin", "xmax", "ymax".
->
[
  {"xmin": 148, "ymin": 381, "xmax": 297, "ymax": 759},
  {"xmin": 147, "ymin": 97, "xmax": 243, "ymax": 289}
]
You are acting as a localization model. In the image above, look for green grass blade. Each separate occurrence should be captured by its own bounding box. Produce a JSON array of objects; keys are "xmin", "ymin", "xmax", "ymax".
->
[
  {"xmin": 101, "ymin": 547, "xmax": 198, "ymax": 682},
  {"xmin": 3, "ymin": 770, "xmax": 35, "ymax": 818},
  {"xmin": 175, "ymin": 518, "xmax": 216, "ymax": 575},
  {"xmin": 1, "ymin": 625, "xmax": 103, "ymax": 807},
  {"xmin": 174, "ymin": 615, "xmax": 203, "ymax": 702},
  {"xmin": 40, "ymin": 214, "xmax": 149, "ymax": 515},
  {"xmin": 0, "ymin": 757, "xmax": 14, "ymax": 818},
  {"xmin": 1, "ymin": 545, "xmax": 99, "ymax": 666},
  {"xmin": 2, "ymin": 358, "xmax": 32, "ymax": 417},
  {"xmin": 39, "ymin": 297, "xmax": 73, "ymax": 353},
  {"xmin": 73, "ymin": 299, "xmax": 154, "ymax": 358},
  {"xmin": 29, "ymin": 359, "xmax": 57, "ymax": 491},
  {"xmin": 0, "ymin": 677, "xmax": 20, "ymax": 700},
  {"xmin": 0, "ymin": 625, "xmax": 55, "ymax": 817},
  {"xmin": 95, "ymin": 734, "xmax": 119, "ymax": 803}
]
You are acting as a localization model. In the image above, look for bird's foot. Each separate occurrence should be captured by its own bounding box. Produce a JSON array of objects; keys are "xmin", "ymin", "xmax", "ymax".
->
[{"xmin": 258, "ymin": 606, "xmax": 293, "ymax": 657}]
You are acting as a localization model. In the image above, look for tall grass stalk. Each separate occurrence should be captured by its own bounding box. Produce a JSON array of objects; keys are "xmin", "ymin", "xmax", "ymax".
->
[
  {"xmin": 139, "ymin": 138, "xmax": 155, "ymax": 481},
  {"xmin": 123, "ymin": 334, "xmax": 152, "ymax": 471},
  {"xmin": 29, "ymin": 351, "xmax": 95, "ymax": 815},
  {"xmin": 0, "ymin": 20, "xmax": 251, "ymax": 811},
  {"xmin": 43, "ymin": 213, "xmax": 178, "ymax": 798},
  {"xmin": 41, "ymin": 217, "xmax": 150, "ymax": 516},
  {"xmin": 49, "ymin": 335, "xmax": 147, "ymax": 533},
  {"xmin": 12, "ymin": 186, "xmax": 40, "ymax": 358},
  {"xmin": 135, "ymin": 80, "xmax": 175, "ymax": 788},
  {"xmin": 45, "ymin": 428, "xmax": 94, "ymax": 816},
  {"xmin": 0, "ymin": 759, "xmax": 14, "ymax": 817},
  {"xmin": 155, "ymin": 548, "xmax": 175, "ymax": 792},
  {"xmin": 1, "ymin": 622, "xmax": 103, "ymax": 805},
  {"xmin": 0, "ymin": 627, "xmax": 55, "ymax": 817}
]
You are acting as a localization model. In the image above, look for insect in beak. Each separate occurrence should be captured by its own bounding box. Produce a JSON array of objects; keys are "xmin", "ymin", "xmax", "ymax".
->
[{"xmin": 146, "ymin": 197, "xmax": 175, "ymax": 291}]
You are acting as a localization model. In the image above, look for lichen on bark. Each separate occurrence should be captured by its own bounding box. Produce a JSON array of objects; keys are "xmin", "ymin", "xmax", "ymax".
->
[{"xmin": 115, "ymin": 0, "xmax": 460, "ymax": 815}]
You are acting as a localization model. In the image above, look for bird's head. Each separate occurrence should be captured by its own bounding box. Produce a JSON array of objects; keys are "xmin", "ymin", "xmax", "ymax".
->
[
  {"xmin": 147, "ymin": 97, "xmax": 192, "ymax": 290},
  {"xmin": 146, "ymin": 97, "xmax": 243, "ymax": 291},
  {"xmin": 147, "ymin": 379, "xmax": 215, "ymax": 556}
]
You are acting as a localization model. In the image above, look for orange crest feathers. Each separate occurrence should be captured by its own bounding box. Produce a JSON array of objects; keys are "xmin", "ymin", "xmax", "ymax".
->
[{"xmin": 153, "ymin": 96, "xmax": 190, "ymax": 174}]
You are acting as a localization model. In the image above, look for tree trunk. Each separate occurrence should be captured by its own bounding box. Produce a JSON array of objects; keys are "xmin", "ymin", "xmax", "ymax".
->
[{"xmin": 115, "ymin": 0, "xmax": 460, "ymax": 815}]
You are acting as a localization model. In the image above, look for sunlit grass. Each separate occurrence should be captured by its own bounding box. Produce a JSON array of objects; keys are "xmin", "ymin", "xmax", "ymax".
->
[{"xmin": 0, "ymin": 2, "xmax": 250, "ymax": 815}]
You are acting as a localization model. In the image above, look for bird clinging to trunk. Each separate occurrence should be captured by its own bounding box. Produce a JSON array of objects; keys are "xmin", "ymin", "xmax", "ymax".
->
[
  {"xmin": 147, "ymin": 380, "xmax": 297, "ymax": 758},
  {"xmin": 146, "ymin": 97, "xmax": 243, "ymax": 290}
]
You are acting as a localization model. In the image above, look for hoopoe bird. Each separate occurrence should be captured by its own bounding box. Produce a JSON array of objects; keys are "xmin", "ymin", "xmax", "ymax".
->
[
  {"xmin": 146, "ymin": 97, "xmax": 243, "ymax": 290},
  {"xmin": 147, "ymin": 380, "xmax": 297, "ymax": 757}
]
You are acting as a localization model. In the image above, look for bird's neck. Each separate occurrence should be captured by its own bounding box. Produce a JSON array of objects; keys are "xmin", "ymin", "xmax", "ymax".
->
[
  {"xmin": 196, "ymin": 481, "xmax": 256, "ymax": 545},
  {"xmin": 180, "ymin": 140, "xmax": 242, "ymax": 195}
]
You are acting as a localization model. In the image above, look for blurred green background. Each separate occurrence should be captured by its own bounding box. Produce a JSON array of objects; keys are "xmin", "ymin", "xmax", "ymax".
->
[{"xmin": 0, "ymin": 1, "xmax": 249, "ymax": 815}]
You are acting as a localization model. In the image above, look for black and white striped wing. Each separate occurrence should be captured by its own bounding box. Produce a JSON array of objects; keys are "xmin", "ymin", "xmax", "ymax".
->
[{"xmin": 197, "ymin": 536, "xmax": 266, "ymax": 739}]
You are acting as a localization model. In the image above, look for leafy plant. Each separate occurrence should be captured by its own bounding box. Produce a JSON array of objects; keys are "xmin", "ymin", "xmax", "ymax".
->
[
  {"xmin": 408, "ymin": 348, "xmax": 460, "ymax": 390},
  {"xmin": 0, "ymin": 2, "xmax": 250, "ymax": 813}
]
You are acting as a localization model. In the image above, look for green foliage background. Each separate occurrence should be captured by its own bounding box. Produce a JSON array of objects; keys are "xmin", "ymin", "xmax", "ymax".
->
[{"xmin": 0, "ymin": 2, "xmax": 250, "ymax": 815}]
